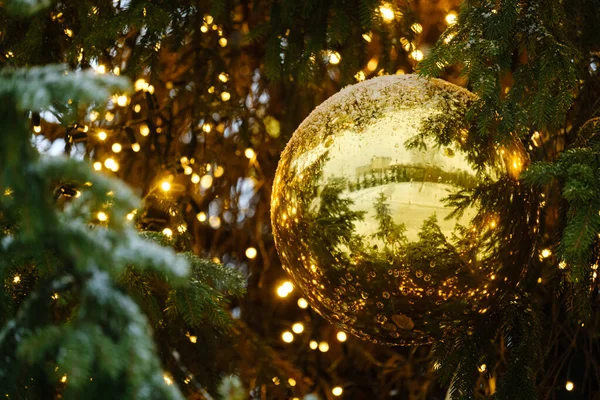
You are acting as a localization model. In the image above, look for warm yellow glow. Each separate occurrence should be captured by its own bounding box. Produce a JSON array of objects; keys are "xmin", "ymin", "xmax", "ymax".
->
[
  {"xmin": 111, "ymin": 143, "xmax": 122, "ymax": 153},
  {"xmin": 541, "ymin": 248, "xmax": 552, "ymax": 258},
  {"xmin": 297, "ymin": 298, "xmax": 308, "ymax": 309},
  {"xmin": 147, "ymin": 85, "xmax": 155, "ymax": 94},
  {"xmin": 558, "ymin": 261, "xmax": 567, "ymax": 269},
  {"xmin": 208, "ymin": 86, "xmax": 215, "ymax": 93},
  {"xmin": 309, "ymin": 340, "xmax": 318, "ymax": 350},
  {"xmin": 221, "ymin": 91, "xmax": 231, "ymax": 101},
  {"xmin": 113, "ymin": 67, "xmax": 120, "ymax": 75},
  {"xmin": 202, "ymin": 123, "xmax": 212, "ymax": 133},
  {"xmin": 318, "ymin": 341, "xmax": 329, "ymax": 352},
  {"xmin": 60, "ymin": 375, "xmax": 67, "ymax": 383},
  {"xmin": 214, "ymin": 165, "xmax": 225, "ymax": 177},
  {"xmin": 163, "ymin": 374, "xmax": 173, "ymax": 385},
  {"xmin": 134, "ymin": 78, "xmax": 148, "ymax": 91},
  {"xmin": 33, "ymin": 125, "xmax": 42, "ymax": 133},
  {"xmin": 188, "ymin": 335, "xmax": 197, "ymax": 343},
  {"xmin": 133, "ymin": 104, "xmax": 142, "ymax": 113},
  {"xmin": 292, "ymin": 323, "xmax": 304, "ymax": 334},
  {"xmin": 116, "ymin": 95, "xmax": 128, "ymax": 107},
  {"xmin": 93, "ymin": 162, "xmax": 102, "ymax": 171},
  {"xmin": 89, "ymin": 111, "xmax": 99, "ymax": 121},
  {"xmin": 209, "ymin": 215, "xmax": 221, "ymax": 229},
  {"xmin": 51, "ymin": 293, "xmax": 59, "ymax": 300},
  {"xmin": 332, "ymin": 387, "xmax": 343, "ymax": 397},
  {"xmin": 245, "ymin": 247, "xmax": 258, "ymax": 259},
  {"xmin": 64, "ymin": 28, "xmax": 73, "ymax": 37},
  {"xmin": 196, "ymin": 212, "xmax": 207, "ymax": 222},
  {"xmin": 162, "ymin": 228, "xmax": 173, "ymax": 237},
  {"xmin": 565, "ymin": 381, "xmax": 574, "ymax": 391},
  {"xmin": 131, "ymin": 143, "xmax": 141, "ymax": 152},
  {"xmin": 446, "ymin": 11, "xmax": 458, "ymax": 25},
  {"xmin": 97, "ymin": 211, "xmax": 108, "ymax": 222},
  {"xmin": 244, "ymin": 148, "xmax": 256, "ymax": 159},
  {"xmin": 328, "ymin": 51, "xmax": 341, "ymax": 65},
  {"xmin": 219, "ymin": 38, "xmax": 228, "ymax": 47},
  {"xmin": 355, "ymin": 71, "xmax": 366, "ymax": 82},
  {"xmin": 13, "ymin": 275, "xmax": 20, "ymax": 284},
  {"xmin": 160, "ymin": 181, "xmax": 171, "ymax": 192},
  {"xmin": 218, "ymin": 72, "xmax": 229, "ymax": 82},
  {"xmin": 362, "ymin": 32, "xmax": 372, "ymax": 42},
  {"xmin": 183, "ymin": 166, "xmax": 193, "ymax": 175},
  {"xmin": 478, "ymin": 364, "xmax": 487, "ymax": 372},
  {"xmin": 126, "ymin": 213, "xmax": 135, "ymax": 221},
  {"xmin": 277, "ymin": 281, "xmax": 294, "ymax": 297},
  {"xmin": 140, "ymin": 124, "xmax": 150, "ymax": 136},
  {"xmin": 410, "ymin": 23, "xmax": 423, "ymax": 34},
  {"xmin": 201, "ymin": 25, "xmax": 209, "ymax": 33},
  {"xmin": 410, "ymin": 49, "xmax": 424, "ymax": 61},
  {"xmin": 379, "ymin": 5, "xmax": 395, "ymax": 21},
  {"xmin": 282, "ymin": 331, "xmax": 294, "ymax": 343},
  {"xmin": 98, "ymin": 131, "xmax": 107, "ymax": 140},
  {"xmin": 191, "ymin": 173, "xmax": 201, "ymax": 184},
  {"xmin": 200, "ymin": 175, "xmax": 213, "ymax": 189},
  {"xmin": 96, "ymin": 65, "xmax": 106, "ymax": 74},
  {"xmin": 104, "ymin": 112, "xmax": 114, "ymax": 122},
  {"xmin": 288, "ymin": 378, "xmax": 296, "ymax": 387},
  {"xmin": 367, "ymin": 57, "xmax": 379, "ymax": 71},
  {"xmin": 336, "ymin": 331, "xmax": 347, "ymax": 342}
]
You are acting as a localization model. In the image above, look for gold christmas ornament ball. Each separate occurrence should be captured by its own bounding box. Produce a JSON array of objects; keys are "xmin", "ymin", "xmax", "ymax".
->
[{"xmin": 271, "ymin": 75, "xmax": 527, "ymax": 345}]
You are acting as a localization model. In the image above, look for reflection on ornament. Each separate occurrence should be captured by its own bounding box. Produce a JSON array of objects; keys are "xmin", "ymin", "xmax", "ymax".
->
[{"xmin": 271, "ymin": 75, "xmax": 527, "ymax": 345}]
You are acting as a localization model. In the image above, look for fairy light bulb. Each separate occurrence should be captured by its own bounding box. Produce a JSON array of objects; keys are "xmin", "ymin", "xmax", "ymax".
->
[
  {"xmin": 33, "ymin": 125, "xmax": 42, "ymax": 133},
  {"xmin": 446, "ymin": 11, "xmax": 458, "ymax": 25},
  {"xmin": 379, "ymin": 4, "xmax": 395, "ymax": 22},
  {"xmin": 318, "ymin": 341, "xmax": 329, "ymax": 352},
  {"xmin": 97, "ymin": 211, "xmax": 108, "ymax": 221},
  {"xmin": 282, "ymin": 331, "xmax": 294, "ymax": 343},
  {"xmin": 288, "ymin": 378, "xmax": 296, "ymax": 387},
  {"xmin": 160, "ymin": 181, "xmax": 171, "ymax": 192},
  {"xmin": 221, "ymin": 91, "xmax": 231, "ymax": 101},
  {"xmin": 131, "ymin": 143, "xmax": 141, "ymax": 152},
  {"xmin": 309, "ymin": 340, "xmax": 318, "ymax": 350},
  {"xmin": 478, "ymin": 364, "xmax": 487, "ymax": 372},
  {"xmin": 541, "ymin": 248, "xmax": 552, "ymax": 258},
  {"xmin": 565, "ymin": 381, "xmax": 574, "ymax": 391},
  {"xmin": 297, "ymin": 298, "xmax": 308, "ymax": 309},
  {"xmin": 112, "ymin": 143, "xmax": 122, "ymax": 153},
  {"xmin": 328, "ymin": 51, "xmax": 341, "ymax": 65},
  {"xmin": 276, "ymin": 281, "xmax": 294, "ymax": 297},
  {"xmin": 93, "ymin": 161, "xmax": 102, "ymax": 171},
  {"xmin": 245, "ymin": 247, "xmax": 257, "ymax": 259},
  {"xmin": 219, "ymin": 38, "xmax": 227, "ymax": 47},
  {"xmin": 98, "ymin": 131, "xmax": 107, "ymax": 140},
  {"xmin": 162, "ymin": 228, "xmax": 173, "ymax": 237},
  {"xmin": 196, "ymin": 212, "xmax": 207, "ymax": 222},
  {"xmin": 96, "ymin": 65, "xmax": 106, "ymax": 74},
  {"xmin": 218, "ymin": 72, "xmax": 229, "ymax": 82},
  {"xmin": 332, "ymin": 387, "xmax": 343, "ymax": 397},
  {"xmin": 410, "ymin": 49, "xmax": 424, "ymax": 61},
  {"xmin": 292, "ymin": 323, "xmax": 304, "ymax": 334},
  {"xmin": 116, "ymin": 95, "xmax": 128, "ymax": 107},
  {"xmin": 134, "ymin": 79, "xmax": 148, "ymax": 91},
  {"xmin": 244, "ymin": 148, "xmax": 256, "ymax": 159},
  {"xmin": 200, "ymin": 175, "xmax": 213, "ymax": 189},
  {"xmin": 337, "ymin": 331, "xmax": 347, "ymax": 342},
  {"xmin": 191, "ymin": 173, "xmax": 200, "ymax": 184}
]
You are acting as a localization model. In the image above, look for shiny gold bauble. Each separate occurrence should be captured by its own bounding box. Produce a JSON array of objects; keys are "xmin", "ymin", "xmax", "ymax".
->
[{"xmin": 271, "ymin": 75, "xmax": 526, "ymax": 345}]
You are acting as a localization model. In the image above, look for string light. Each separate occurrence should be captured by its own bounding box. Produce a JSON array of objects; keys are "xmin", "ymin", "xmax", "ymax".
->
[
  {"xmin": 51, "ymin": 293, "xmax": 59, "ymax": 300},
  {"xmin": 200, "ymin": 175, "xmax": 213, "ymax": 189},
  {"xmin": 558, "ymin": 261, "xmax": 567, "ymax": 269},
  {"xmin": 33, "ymin": 125, "xmax": 42, "ymax": 133},
  {"xmin": 200, "ymin": 25, "xmax": 209, "ymax": 33},
  {"xmin": 196, "ymin": 212, "xmax": 207, "ymax": 222},
  {"xmin": 332, "ymin": 387, "xmax": 343, "ymax": 397},
  {"xmin": 111, "ymin": 143, "xmax": 122, "ymax": 153},
  {"xmin": 379, "ymin": 4, "xmax": 395, "ymax": 22},
  {"xmin": 214, "ymin": 165, "xmax": 225, "ymax": 177},
  {"xmin": 162, "ymin": 228, "xmax": 173, "ymax": 237},
  {"xmin": 96, "ymin": 65, "xmax": 106, "ymax": 74},
  {"xmin": 104, "ymin": 158, "xmax": 117, "ymax": 170},
  {"xmin": 297, "ymin": 298, "xmax": 309, "ymax": 309},
  {"xmin": 105, "ymin": 112, "xmax": 114, "ymax": 122},
  {"xmin": 98, "ymin": 131, "xmax": 107, "ymax": 140},
  {"xmin": 134, "ymin": 79, "xmax": 148, "ymax": 91},
  {"xmin": 244, "ymin": 148, "xmax": 256, "ymax": 159},
  {"xmin": 218, "ymin": 38, "xmax": 227, "ymax": 47},
  {"xmin": 288, "ymin": 378, "xmax": 296, "ymax": 387},
  {"xmin": 131, "ymin": 143, "xmax": 141, "ymax": 152},
  {"xmin": 478, "ymin": 364, "xmax": 487, "ymax": 372},
  {"xmin": 93, "ymin": 162, "xmax": 102, "ymax": 171},
  {"xmin": 292, "ymin": 323, "xmax": 304, "ymax": 334},
  {"xmin": 446, "ymin": 11, "xmax": 458, "ymax": 25},
  {"xmin": 209, "ymin": 215, "xmax": 221, "ymax": 229},
  {"xmin": 245, "ymin": 247, "xmax": 257, "ymax": 259},
  {"xmin": 410, "ymin": 49, "xmax": 424, "ymax": 61},
  {"xmin": 362, "ymin": 32, "xmax": 372, "ymax": 42},
  {"xmin": 309, "ymin": 340, "xmax": 318, "ymax": 350},
  {"xmin": 126, "ymin": 212, "xmax": 135, "ymax": 220},
  {"xmin": 97, "ymin": 211, "xmax": 108, "ymax": 222},
  {"xmin": 318, "ymin": 341, "xmax": 329, "ymax": 352},
  {"xmin": 565, "ymin": 381, "xmax": 574, "ymax": 391},
  {"xmin": 336, "ymin": 331, "xmax": 347, "ymax": 342},
  {"xmin": 147, "ymin": 85, "xmax": 155, "ymax": 94},
  {"xmin": 202, "ymin": 123, "xmax": 212, "ymax": 133},
  {"xmin": 60, "ymin": 375, "xmax": 67, "ymax": 383},
  {"xmin": 163, "ymin": 374, "xmax": 173, "ymax": 385},
  {"xmin": 282, "ymin": 331, "xmax": 294, "ymax": 343},
  {"xmin": 276, "ymin": 281, "xmax": 294, "ymax": 297},
  {"xmin": 221, "ymin": 91, "xmax": 231, "ymax": 101},
  {"xmin": 541, "ymin": 248, "xmax": 552, "ymax": 258},
  {"xmin": 116, "ymin": 95, "xmax": 128, "ymax": 107},
  {"xmin": 133, "ymin": 104, "xmax": 142, "ymax": 113},
  {"xmin": 191, "ymin": 173, "xmax": 201, "ymax": 184},
  {"xmin": 89, "ymin": 111, "xmax": 99, "ymax": 121},
  {"xmin": 140, "ymin": 123, "xmax": 150, "ymax": 136},
  {"xmin": 218, "ymin": 72, "xmax": 229, "ymax": 82},
  {"xmin": 327, "ymin": 51, "xmax": 341, "ymax": 65},
  {"xmin": 13, "ymin": 275, "xmax": 20, "ymax": 284},
  {"xmin": 160, "ymin": 181, "xmax": 171, "ymax": 192}
]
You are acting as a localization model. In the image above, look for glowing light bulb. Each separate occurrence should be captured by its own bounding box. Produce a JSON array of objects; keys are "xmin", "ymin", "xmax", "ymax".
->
[
  {"xmin": 112, "ymin": 143, "xmax": 122, "ymax": 153},
  {"xmin": 97, "ymin": 211, "xmax": 108, "ymax": 221},
  {"xmin": 478, "ymin": 364, "xmax": 487, "ymax": 372},
  {"xmin": 163, "ymin": 374, "xmax": 173, "ymax": 385},
  {"xmin": 89, "ymin": 111, "xmax": 99, "ymax": 121},
  {"xmin": 288, "ymin": 378, "xmax": 296, "ymax": 387},
  {"xmin": 565, "ymin": 381, "xmax": 574, "ymax": 391},
  {"xmin": 96, "ymin": 65, "xmax": 106, "ymax": 74},
  {"xmin": 202, "ymin": 123, "xmax": 212, "ymax": 133},
  {"xmin": 541, "ymin": 248, "xmax": 552, "ymax": 258},
  {"xmin": 379, "ymin": 5, "xmax": 395, "ymax": 22},
  {"xmin": 160, "ymin": 181, "xmax": 171, "ymax": 192},
  {"xmin": 60, "ymin": 374, "xmax": 67, "ymax": 383},
  {"xmin": 297, "ymin": 298, "xmax": 308, "ymax": 309},
  {"xmin": 126, "ymin": 213, "xmax": 135, "ymax": 221},
  {"xmin": 134, "ymin": 79, "xmax": 148, "ymax": 91},
  {"xmin": 133, "ymin": 104, "xmax": 142, "ymax": 113},
  {"xmin": 209, "ymin": 215, "xmax": 221, "ymax": 229},
  {"xmin": 245, "ymin": 247, "xmax": 257, "ymax": 259},
  {"xmin": 292, "ymin": 323, "xmax": 304, "ymax": 334},
  {"xmin": 309, "ymin": 340, "xmax": 318, "ymax": 350},
  {"xmin": 214, "ymin": 165, "xmax": 225, "ymax": 177},
  {"xmin": 221, "ymin": 91, "xmax": 231, "ymax": 101},
  {"xmin": 104, "ymin": 112, "xmax": 114, "ymax": 122},
  {"xmin": 191, "ymin": 173, "xmax": 200, "ymax": 184},
  {"xmin": 244, "ymin": 148, "xmax": 255, "ymax": 159},
  {"xmin": 282, "ymin": 331, "xmax": 294, "ymax": 343},
  {"xmin": 332, "ymin": 387, "xmax": 343, "ymax": 397},
  {"xmin": 196, "ymin": 212, "xmax": 207, "ymax": 222},
  {"xmin": 218, "ymin": 73, "xmax": 229, "ymax": 82},
  {"xmin": 116, "ymin": 95, "xmax": 128, "ymax": 107},
  {"xmin": 410, "ymin": 49, "xmax": 424, "ymax": 61},
  {"xmin": 446, "ymin": 11, "xmax": 458, "ymax": 25},
  {"xmin": 33, "ymin": 125, "xmax": 42, "ymax": 133},
  {"xmin": 98, "ymin": 131, "xmax": 107, "ymax": 140},
  {"xmin": 162, "ymin": 228, "xmax": 173, "ymax": 237},
  {"xmin": 13, "ymin": 275, "xmax": 20, "ymax": 283},
  {"xmin": 147, "ymin": 85, "xmax": 155, "ymax": 94},
  {"xmin": 318, "ymin": 341, "xmax": 329, "ymax": 352},
  {"xmin": 219, "ymin": 38, "xmax": 227, "ymax": 47},
  {"xmin": 200, "ymin": 175, "xmax": 213, "ymax": 189},
  {"xmin": 104, "ymin": 158, "xmax": 116, "ymax": 170},
  {"xmin": 328, "ymin": 51, "xmax": 341, "ymax": 65},
  {"xmin": 93, "ymin": 162, "xmax": 102, "ymax": 171},
  {"xmin": 337, "ymin": 331, "xmax": 347, "ymax": 342},
  {"xmin": 277, "ymin": 281, "xmax": 294, "ymax": 297},
  {"xmin": 131, "ymin": 143, "xmax": 141, "ymax": 152},
  {"xmin": 140, "ymin": 124, "xmax": 150, "ymax": 136}
]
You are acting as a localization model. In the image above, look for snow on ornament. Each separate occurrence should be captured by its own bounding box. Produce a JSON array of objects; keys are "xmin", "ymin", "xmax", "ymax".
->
[{"xmin": 271, "ymin": 74, "xmax": 527, "ymax": 345}]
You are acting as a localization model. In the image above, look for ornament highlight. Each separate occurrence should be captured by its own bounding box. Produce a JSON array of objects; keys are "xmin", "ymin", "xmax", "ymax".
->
[{"xmin": 271, "ymin": 75, "xmax": 526, "ymax": 345}]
